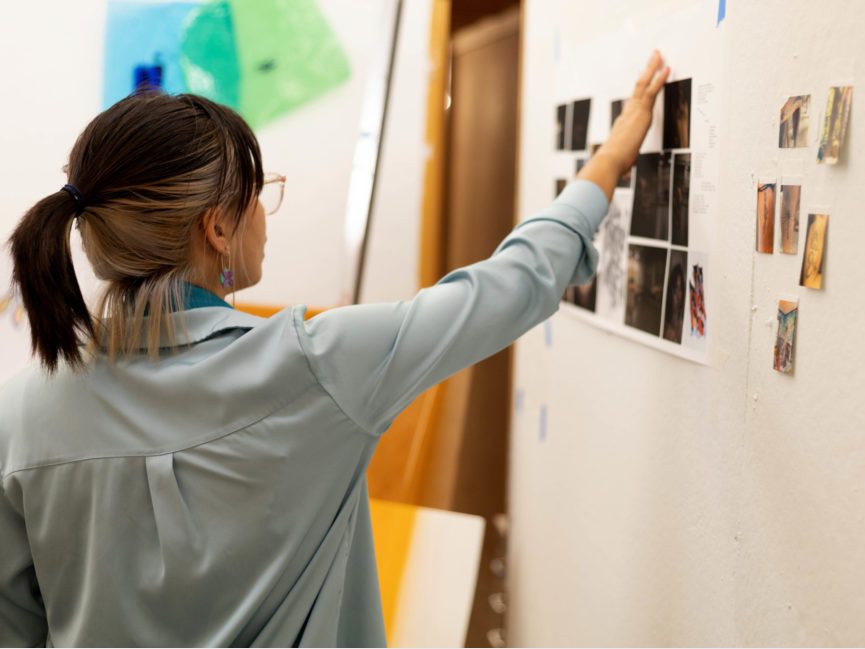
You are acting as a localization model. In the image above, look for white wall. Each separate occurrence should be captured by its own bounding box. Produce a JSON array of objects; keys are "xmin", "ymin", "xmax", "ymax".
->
[
  {"xmin": 511, "ymin": 0, "xmax": 865, "ymax": 645},
  {"xmin": 0, "ymin": 0, "xmax": 428, "ymax": 384}
]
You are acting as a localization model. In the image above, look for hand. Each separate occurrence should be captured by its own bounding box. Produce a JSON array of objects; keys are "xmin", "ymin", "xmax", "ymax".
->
[
  {"xmin": 577, "ymin": 51, "xmax": 669, "ymax": 198},
  {"xmin": 599, "ymin": 50, "xmax": 669, "ymax": 173}
]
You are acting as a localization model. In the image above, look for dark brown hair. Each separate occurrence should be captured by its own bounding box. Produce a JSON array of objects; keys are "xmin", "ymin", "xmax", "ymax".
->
[{"xmin": 8, "ymin": 92, "xmax": 263, "ymax": 372}]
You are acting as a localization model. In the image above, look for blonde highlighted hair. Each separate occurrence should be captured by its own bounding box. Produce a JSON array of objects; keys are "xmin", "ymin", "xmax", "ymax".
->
[{"xmin": 8, "ymin": 92, "xmax": 263, "ymax": 371}]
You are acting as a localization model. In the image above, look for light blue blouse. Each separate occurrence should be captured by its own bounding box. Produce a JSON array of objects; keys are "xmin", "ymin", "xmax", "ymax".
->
[{"xmin": 0, "ymin": 180, "xmax": 608, "ymax": 647}]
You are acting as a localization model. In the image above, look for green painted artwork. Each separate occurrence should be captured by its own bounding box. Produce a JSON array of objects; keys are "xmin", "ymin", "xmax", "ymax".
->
[
  {"xmin": 179, "ymin": 0, "xmax": 351, "ymax": 128},
  {"xmin": 179, "ymin": 0, "xmax": 242, "ymax": 109}
]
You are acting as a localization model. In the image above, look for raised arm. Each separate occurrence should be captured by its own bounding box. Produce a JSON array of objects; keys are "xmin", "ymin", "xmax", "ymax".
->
[{"xmin": 297, "ymin": 52, "xmax": 669, "ymax": 435}]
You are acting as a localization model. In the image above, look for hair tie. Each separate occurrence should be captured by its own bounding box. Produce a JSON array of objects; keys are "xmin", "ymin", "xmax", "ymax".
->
[{"xmin": 61, "ymin": 183, "xmax": 85, "ymax": 216}]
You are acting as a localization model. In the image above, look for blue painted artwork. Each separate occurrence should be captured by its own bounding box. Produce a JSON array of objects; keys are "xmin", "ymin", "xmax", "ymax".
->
[
  {"xmin": 103, "ymin": 1, "xmax": 199, "ymax": 108},
  {"xmin": 103, "ymin": 0, "xmax": 352, "ymax": 129}
]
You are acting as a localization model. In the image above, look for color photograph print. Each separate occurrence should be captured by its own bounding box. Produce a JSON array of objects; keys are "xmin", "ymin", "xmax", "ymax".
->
[
  {"xmin": 773, "ymin": 299, "xmax": 798, "ymax": 374},
  {"xmin": 624, "ymin": 244, "xmax": 667, "ymax": 336},
  {"xmin": 779, "ymin": 184, "xmax": 801, "ymax": 254},
  {"xmin": 756, "ymin": 182, "xmax": 776, "ymax": 254},
  {"xmin": 662, "ymin": 249, "xmax": 688, "ymax": 344},
  {"xmin": 817, "ymin": 86, "xmax": 853, "ymax": 164},
  {"xmin": 779, "ymin": 95, "xmax": 810, "ymax": 148},
  {"xmin": 631, "ymin": 152, "xmax": 671, "ymax": 240},
  {"xmin": 595, "ymin": 193, "xmax": 632, "ymax": 323},
  {"xmin": 799, "ymin": 213, "xmax": 829, "ymax": 289},
  {"xmin": 671, "ymin": 153, "xmax": 690, "ymax": 246},
  {"xmin": 682, "ymin": 251, "xmax": 708, "ymax": 354},
  {"xmin": 663, "ymin": 78, "xmax": 691, "ymax": 150}
]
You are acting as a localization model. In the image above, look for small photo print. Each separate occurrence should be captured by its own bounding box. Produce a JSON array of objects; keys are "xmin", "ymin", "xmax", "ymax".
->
[
  {"xmin": 625, "ymin": 244, "xmax": 668, "ymax": 336},
  {"xmin": 611, "ymin": 98, "xmax": 624, "ymax": 125},
  {"xmin": 779, "ymin": 95, "xmax": 810, "ymax": 148},
  {"xmin": 596, "ymin": 193, "xmax": 632, "ymax": 323},
  {"xmin": 555, "ymin": 178, "xmax": 567, "ymax": 198},
  {"xmin": 671, "ymin": 153, "xmax": 690, "ymax": 246},
  {"xmin": 773, "ymin": 299, "xmax": 798, "ymax": 374},
  {"xmin": 610, "ymin": 99, "xmax": 633, "ymax": 188},
  {"xmin": 799, "ymin": 213, "xmax": 829, "ymax": 289},
  {"xmin": 663, "ymin": 79, "xmax": 691, "ymax": 150},
  {"xmin": 555, "ymin": 103, "xmax": 567, "ymax": 150},
  {"xmin": 631, "ymin": 152, "xmax": 672, "ymax": 240},
  {"xmin": 570, "ymin": 98, "xmax": 591, "ymax": 151},
  {"xmin": 689, "ymin": 262, "xmax": 706, "ymax": 338},
  {"xmin": 756, "ymin": 182, "xmax": 776, "ymax": 254},
  {"xmin": 662, "ymin": 249, "xmax": 688, "ymax": 344},
  {"xmin": 572, "ymin": 278, "xmax": 597, "ymax": 312},
  {"xmin": 779, "ymin": 184, "xmax": 801, "ymax": 254},
  {"xmin": 817, "ymin": 86, "xmax": 853, "ymax": 164}
]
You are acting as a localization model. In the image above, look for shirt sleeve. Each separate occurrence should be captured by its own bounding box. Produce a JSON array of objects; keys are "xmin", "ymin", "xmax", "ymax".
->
[
  {"xmin": 0, "ymin": 481, "xmax": 48, "ymax": 646},
  {"xmin": 296, "ymin": 179, "xmax": 609, "ymax": 435}
]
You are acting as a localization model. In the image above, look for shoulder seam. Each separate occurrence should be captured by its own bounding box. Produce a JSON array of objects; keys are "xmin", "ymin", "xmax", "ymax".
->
[{"xmin": 289, "ymin": 308, "xmax": 378, "ymax": 438}]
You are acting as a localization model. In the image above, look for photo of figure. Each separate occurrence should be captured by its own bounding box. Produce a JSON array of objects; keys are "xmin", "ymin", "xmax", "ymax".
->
[
  {"xmin": 689, "ymin": 263, "xmax": 706, "ymax": 338},
  {"xmin": 671, "ymin": 153, "xmax": 690, "ymax": 246},
  {"xmin": 610, "ymin": 99, "xmax": 633, "ymax": 188},
  {"xmin": 631, "ymin": 152, "xmax": 671, "ymax": 240},
  {"xmin": 817, "ymin": 86, "xmax": 853, "ymax": 164},
  {"xmin": 779, "ymin": 184, "xmax": 801, "ymax": 254},
  {"xmin": 773, "ymin": 299, "xmax": 798, "ymax": 374},
  {"xmin": 570, "ymin": 98, "xmax": 591, "ymax": 151},
  {"xmin": 555, "ymin": 103, "xmax": 567, "ymax": 150},
  {"xmin": 779, "ymin": 95, "xmax": 810, "ymax": 148},
  {"xmin": 663, "ymin": 78, "xmax": 691, "ymax": 149},
  {"xmin": 662, "ymin": 250, "xmax": 688, "ymax": 344},
  {"xmin": 799, "ymin": 213, "xmax": 829, "ymax": 289},
  {"xmin": 625, "ymin": 244, "xmax": 668, "ymax": 336},
  {"xmin": 756, "ymin": 182, "xmax": 776, "ymax": 254}
]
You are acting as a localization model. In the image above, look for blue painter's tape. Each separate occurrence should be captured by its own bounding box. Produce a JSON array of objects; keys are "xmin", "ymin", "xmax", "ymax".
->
[
  {"xmin": 539, "ymin": 404, "xmax": 548, "ymax": 442},
  {"xmin": 717, "ymin": 0, "xmax": 726, "ymax": 26},
  {"xmin": 543, "ymin": 320, "xmax": 553, "ymax": 348},
  {"xmin": 514, "ymin": 388, "xmax": 524, "ymax": 415}
]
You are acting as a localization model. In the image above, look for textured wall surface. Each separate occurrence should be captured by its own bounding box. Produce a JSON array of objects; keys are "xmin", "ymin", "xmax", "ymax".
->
[{"xmin": 511, "ymin": 0, "xmax": 865, "ymax": 645}]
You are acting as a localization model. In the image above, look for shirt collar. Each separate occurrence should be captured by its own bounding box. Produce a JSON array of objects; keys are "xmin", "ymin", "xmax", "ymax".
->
[{"xmin": 182, "ymin": 283, "xmax": 233, "ymax": 311}]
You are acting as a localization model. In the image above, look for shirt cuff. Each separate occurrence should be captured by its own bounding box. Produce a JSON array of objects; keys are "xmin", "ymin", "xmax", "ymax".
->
[{"xmin": 553, "ymin": 179, "xmax": 610, "ymax": 233}]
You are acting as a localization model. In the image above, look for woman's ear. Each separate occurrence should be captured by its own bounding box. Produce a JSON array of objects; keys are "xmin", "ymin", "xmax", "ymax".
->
[{"xmin": 201, "ymin": 208, "xmax": 231, "ymax": 256}]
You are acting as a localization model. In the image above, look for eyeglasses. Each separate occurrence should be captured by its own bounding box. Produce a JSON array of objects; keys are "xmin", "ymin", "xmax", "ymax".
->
[{"xmin": 260, "ymin": 172, "xmax": 286, "ymax": 215}]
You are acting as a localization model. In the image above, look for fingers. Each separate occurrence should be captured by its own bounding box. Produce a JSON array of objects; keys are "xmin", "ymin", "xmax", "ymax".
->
[
  {"xmin": 634, "ymin": 50, "xmax": 663, "ymax": 95},
  {"xmin": 646, "ymin": 65, "xmax": 671, "ymax": 100}
]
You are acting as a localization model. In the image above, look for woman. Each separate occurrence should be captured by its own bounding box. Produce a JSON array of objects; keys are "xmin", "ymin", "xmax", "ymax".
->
[{"xmin": 0, "ymin": 53, "xmax": 668, "ymax": 646}]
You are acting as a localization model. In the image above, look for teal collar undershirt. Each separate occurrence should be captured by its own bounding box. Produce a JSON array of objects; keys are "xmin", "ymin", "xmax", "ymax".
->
[{"xmin": 182, "ymin": 283, "xmax": 234, "ymax": 311}]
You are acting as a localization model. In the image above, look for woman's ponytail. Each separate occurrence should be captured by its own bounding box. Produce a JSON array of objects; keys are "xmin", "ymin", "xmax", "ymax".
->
[{"xmin": 8, "ymin": 190, "xmax": 95, "ymax": 372}]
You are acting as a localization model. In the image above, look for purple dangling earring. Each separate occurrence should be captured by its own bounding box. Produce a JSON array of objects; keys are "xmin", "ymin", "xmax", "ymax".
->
[{"xmin": 219, "ymin": 253, "xmax": 234, "ymax": 288}]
